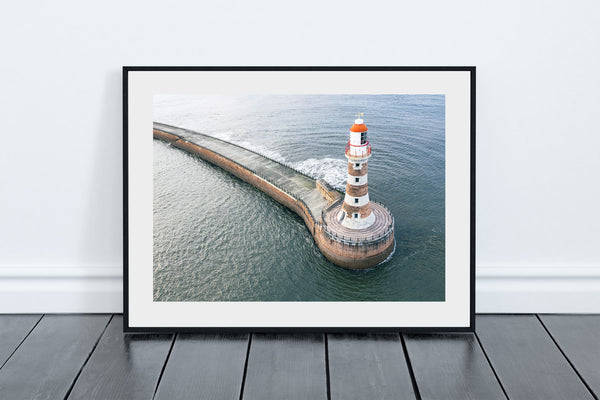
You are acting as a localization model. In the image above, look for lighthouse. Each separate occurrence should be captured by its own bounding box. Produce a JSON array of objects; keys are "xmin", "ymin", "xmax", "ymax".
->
[
  {"xmin": 316, "ymin": 114, "xmax": 394, "ymax": 269},
  {"xmin": 338, "ymin": 116, "xmax": 375, "ymax": 229}
]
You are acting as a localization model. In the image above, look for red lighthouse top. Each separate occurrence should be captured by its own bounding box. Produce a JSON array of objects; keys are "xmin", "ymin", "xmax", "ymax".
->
[{"xmin": 350, "ymin": 119, "xmax": 368, "ymax": 132}]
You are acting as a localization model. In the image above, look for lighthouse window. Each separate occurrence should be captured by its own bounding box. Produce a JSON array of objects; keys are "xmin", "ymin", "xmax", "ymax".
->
[
  {"xmin": 354, "ymin": 198, "xmax": 359, "ymax": 204},
  {"xmin": 355, "ymin": 163, "xmax": 360, "ymax": 167},
  {"xmin": 360, "ymin": 132, "xmax": 367, "ymax": 144},
  {"xmin": 353, "ymin": 213, "xmax": 359, "ymax": 218},
  {"xmin": 355, "ymin": 177, "xmax": 360, "ymax": 183}
]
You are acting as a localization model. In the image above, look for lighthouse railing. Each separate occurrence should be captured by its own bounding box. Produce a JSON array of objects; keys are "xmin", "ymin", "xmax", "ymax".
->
[
  {"xmin": 319, "ymin": 220, "xmax": 394, "ymax": 247},
  {"xmin": 345, "ymin": 144, "xmax": 372, "ymax": 159},
  {"xmin": 318, "ymin": 200, "xmax": 395, "ymax": 246}
]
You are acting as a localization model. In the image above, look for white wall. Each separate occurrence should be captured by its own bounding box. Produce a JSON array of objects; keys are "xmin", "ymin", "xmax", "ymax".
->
[{"xmin": 1, "ymin": 0, "xmax": 598, "ymax": 313}]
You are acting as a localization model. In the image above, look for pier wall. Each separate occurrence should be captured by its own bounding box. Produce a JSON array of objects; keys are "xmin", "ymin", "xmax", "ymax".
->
[
  {"xmin": 314, "ymin": 228, "xmax": 394, "ymax": 269},
  {"xmin": 316, "ymin": 179, "xmax": 340, "ymax": 203}
]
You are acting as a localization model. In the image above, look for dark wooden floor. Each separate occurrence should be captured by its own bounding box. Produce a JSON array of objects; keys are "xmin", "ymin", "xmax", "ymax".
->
[{"xmin": 0, "ymin": 315, "xmax": 598, "ymax": 400}]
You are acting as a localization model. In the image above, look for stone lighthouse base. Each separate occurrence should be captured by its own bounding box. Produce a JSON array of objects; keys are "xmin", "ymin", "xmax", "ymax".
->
[{"xmin": 315, "ymin": 202, "xmax": 395, "ymax": 270}]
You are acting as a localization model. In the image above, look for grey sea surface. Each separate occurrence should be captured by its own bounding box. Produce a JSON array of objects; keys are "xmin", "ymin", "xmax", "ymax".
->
[{"xmin": 153, "ymin": 95, "xmax": 445, "ymax": 301}]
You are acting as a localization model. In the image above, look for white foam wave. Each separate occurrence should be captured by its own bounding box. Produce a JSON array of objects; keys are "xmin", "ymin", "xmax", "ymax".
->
[
  {"xmin": 200, "ymin": 132, "xmax": 347, "ymax": 190},
  {"xmin": 236, "ymin": 140, "xmax": 288, "ymax": 165},
  {"xmin": 210, "ymin": 133, "xmax": 288, "ymax": 165},
  {"xmin": 212, "ymin": 131, "xmax": 235, "ymax": 142},
  {"xmin": 292, "ymin": 158, "xmax": 347, "ymax": 190}
]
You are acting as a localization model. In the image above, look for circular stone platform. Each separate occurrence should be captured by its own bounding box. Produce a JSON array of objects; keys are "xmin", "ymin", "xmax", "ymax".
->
[
  {"xmin": 314, "ymin": 202, "xmax": 395, "ymax": 270},
  {"xmin": 323, "ymin": 202, "xmax": 394, "ymax": 244}
]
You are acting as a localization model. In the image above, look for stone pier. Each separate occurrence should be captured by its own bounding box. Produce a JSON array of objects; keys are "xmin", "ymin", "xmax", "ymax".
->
[{"xmin": 153, "ymin": 122, "xmax": 394, "ymax": 269}]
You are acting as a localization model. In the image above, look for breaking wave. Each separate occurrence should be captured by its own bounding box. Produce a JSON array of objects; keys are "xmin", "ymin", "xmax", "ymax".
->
[
  {"xmin": 211, "ymin": 132, "xmax": 288, "ymax": 165},
  {"xmin": 291, "ymin": 158, "xmax": 347, "ymax": 190},
  {"xmin": 208, "ymin": 132, "xmax": 348, "ymax": 191}
]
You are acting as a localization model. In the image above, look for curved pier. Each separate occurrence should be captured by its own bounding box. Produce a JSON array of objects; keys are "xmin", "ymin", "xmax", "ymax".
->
[{"xmin": 153, "ymin": 122, "xmax": 394, "ymax": 270}]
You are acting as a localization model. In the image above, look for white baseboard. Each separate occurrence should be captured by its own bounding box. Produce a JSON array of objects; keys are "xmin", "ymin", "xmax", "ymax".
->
[
  {"xmin": 476, "ymin": 266, "xmax": 600, "ymax": 313},
  {"xmin": 0, "ymin": 266, "xmax": 123, "ymax": 313},
  {"xmin": 0, "ymin": 266, "xmax": 599, "ymax": 313}
]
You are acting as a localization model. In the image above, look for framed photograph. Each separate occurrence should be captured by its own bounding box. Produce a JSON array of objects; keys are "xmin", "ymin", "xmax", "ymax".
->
[{"xmin": 123, "ymin": 67, "xmax": 475, "ymax": 332}]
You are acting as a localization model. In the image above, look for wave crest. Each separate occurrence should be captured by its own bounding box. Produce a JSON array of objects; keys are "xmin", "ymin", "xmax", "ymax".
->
[
  {"xmin": 292, "ymin": 158, "xmax": 347, "ymax": 190},
  {"xmin": 208, "ymin": 133, "xmax": 347, "ymax": 191}
]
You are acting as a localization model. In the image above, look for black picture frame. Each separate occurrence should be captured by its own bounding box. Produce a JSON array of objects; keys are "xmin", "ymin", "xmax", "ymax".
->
[{"xmin": 123, "ymin": 66, "xmax": 475, "ymax": 333}]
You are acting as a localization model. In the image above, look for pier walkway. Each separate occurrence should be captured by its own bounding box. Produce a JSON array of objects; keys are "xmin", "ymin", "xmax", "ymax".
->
[{"xmin": 154, "ymin": 122, "xmax": 333, "ymax": 223}]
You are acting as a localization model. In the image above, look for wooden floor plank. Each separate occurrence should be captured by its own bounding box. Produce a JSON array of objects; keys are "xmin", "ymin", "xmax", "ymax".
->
[
  {"xmin": 328, "ymin": 333, "xmax": 416, "ymax": 400},
  {"xmin": 476, "ymin": 315, "xmax": 594, "ymax": 400},
  {"xmin": 539, "ymin": 314, "xmax": 600, "ymax": 398},
  {"xmin": 404, "ymin": 333, "xmax": 506, "ymax": 400},
  {"xmin": 242, "ymin": 333, "xmax": 327, "ymax": 400},
  {"xmin": 66, "ymin": 315, "xmax": 173, "ymax": 400},
  {"xmin": 0, "ymin": 314, "xmax": 110, "ymax": 400},
  {"xmin": 154, "ymin": 333, "xmax": 248, "ymax": 400},
  {"xmin": 0, "ymin": 314, "xmax": 41, "ymax": 368}
]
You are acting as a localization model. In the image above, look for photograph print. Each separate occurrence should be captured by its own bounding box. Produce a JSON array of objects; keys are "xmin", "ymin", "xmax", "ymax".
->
[{"xmin": 152, "ymin": 94, "xmax": 445, "ymax": 302}]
